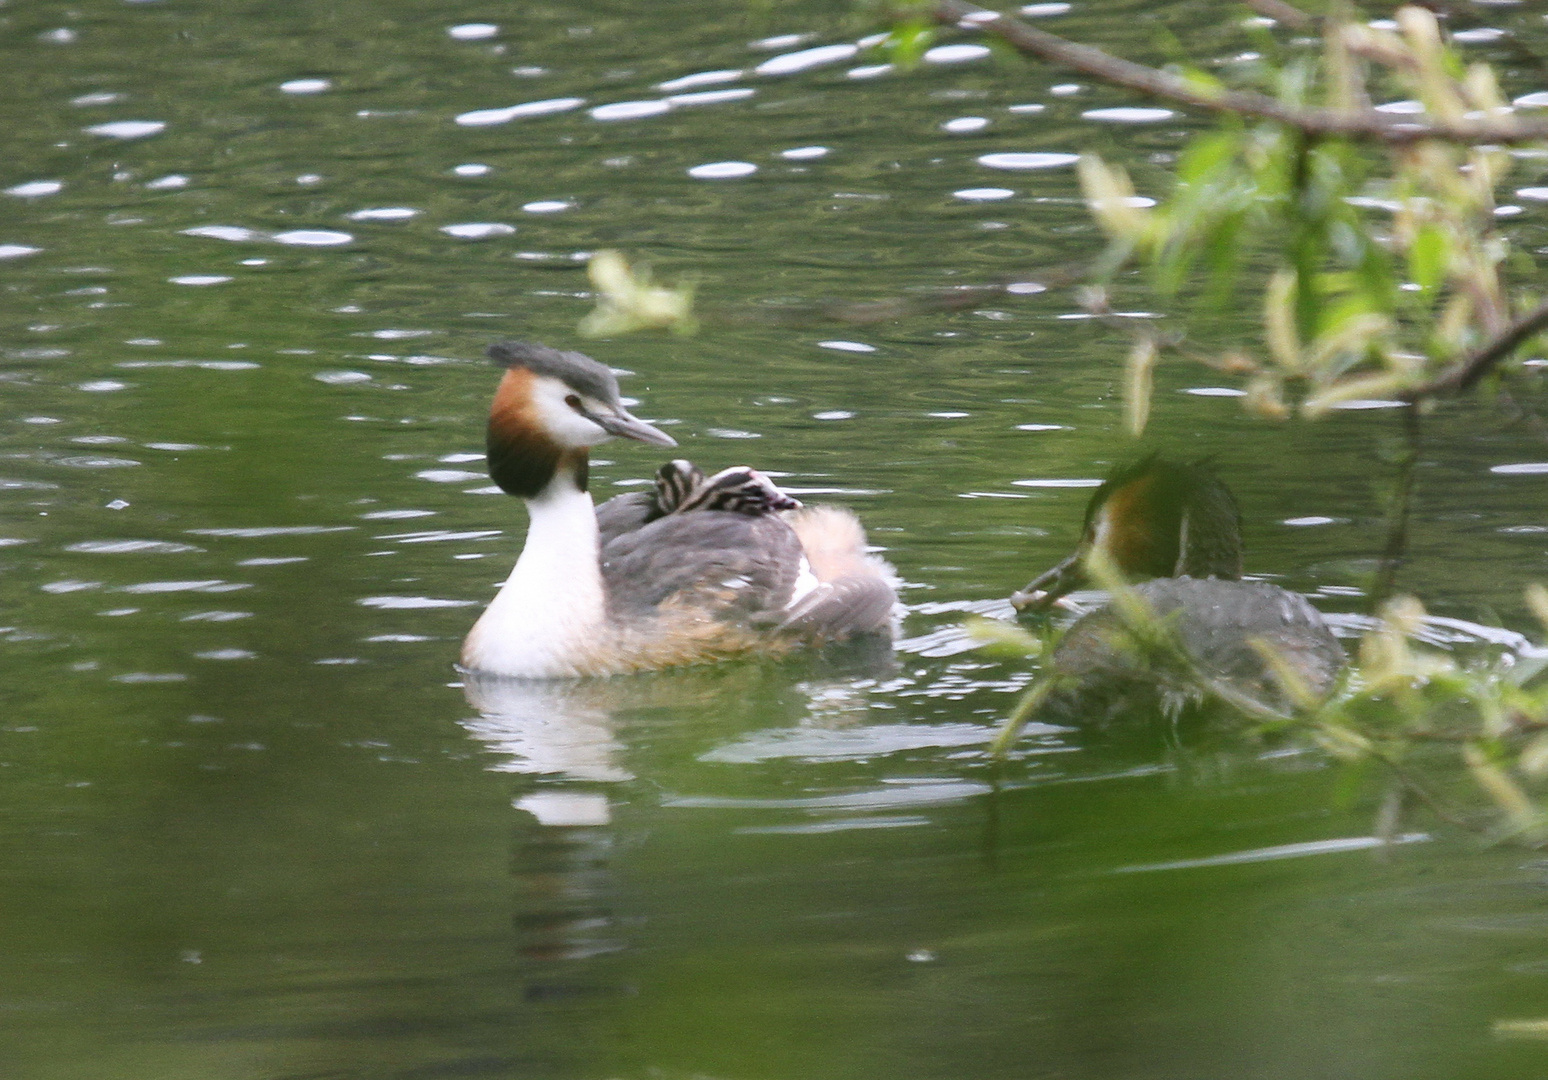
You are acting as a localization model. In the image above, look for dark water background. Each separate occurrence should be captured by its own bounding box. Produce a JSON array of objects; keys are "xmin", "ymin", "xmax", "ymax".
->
[{"xmin": 7, "ymin": 1, "xmax": 1548, "ymax": 1077}]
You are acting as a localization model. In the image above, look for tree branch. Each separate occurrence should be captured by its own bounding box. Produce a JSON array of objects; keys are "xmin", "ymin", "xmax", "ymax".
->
[
  {"xmin": 1408, "ymin": 296, "xmax": 1548, "ymax": 397},
  {"xmin": 932, "ymin": 0, "xmax": 1548, "ymax": 145},
  {"xmin": 1245, "ymin": 0, "xmax": 1315, "ymax": 30}
]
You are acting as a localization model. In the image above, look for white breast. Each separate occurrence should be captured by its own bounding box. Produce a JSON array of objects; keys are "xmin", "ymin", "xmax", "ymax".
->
[{"xmin": 461, "ymin": 482, "xmax": 608, "ymax": 677}]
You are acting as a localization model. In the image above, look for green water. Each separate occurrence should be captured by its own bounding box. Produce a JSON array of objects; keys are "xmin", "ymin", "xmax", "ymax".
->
[{"xmin": 7, "ymin": 1, "xmax": 1548, "ymax": 1077}]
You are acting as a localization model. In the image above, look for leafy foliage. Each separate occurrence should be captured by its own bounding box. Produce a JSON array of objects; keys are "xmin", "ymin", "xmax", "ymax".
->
[
  {"xmin": 1076, "ymin": 6, "xmax": 1542, "ymax": 424},
  {"xmin": 578, "ymin": 250, "xmax": 698, "ymax": 338},
  {"xmin": 880, "ymin": 1, "xmax": 1548, "ymax": 843},
  {"xmin": 989, "ymin": 574, "xmax": 1548, "ymax": 845}
]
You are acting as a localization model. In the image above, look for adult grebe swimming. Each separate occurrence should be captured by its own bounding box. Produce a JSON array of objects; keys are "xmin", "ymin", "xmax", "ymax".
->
[
  {"xmin": 460, "ymin": 341, "xmax": 898, "ymax": 678},
  {"xmin": 1013, "ymin": 457, "xmax": 1345, "ymax": 717}
]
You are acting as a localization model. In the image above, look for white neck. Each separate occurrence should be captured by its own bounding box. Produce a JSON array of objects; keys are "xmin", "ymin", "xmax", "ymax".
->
[{"xmin": 461, "ymin": 472, "xmax": 608, "ymax": 677}]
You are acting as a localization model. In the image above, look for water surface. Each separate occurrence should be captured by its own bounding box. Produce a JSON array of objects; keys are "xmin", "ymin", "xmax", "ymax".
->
[{"xmin": 6, "ymin": 1, "xmax": 1548, "ymax": 1077}]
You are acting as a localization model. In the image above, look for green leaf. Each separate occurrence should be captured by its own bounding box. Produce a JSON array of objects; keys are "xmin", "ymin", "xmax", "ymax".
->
[
  {"xmin": 1314, "ymin": 293, "xmax": 1377, "ymax": 337},
  {"xmin": 882, "ymin": 19, "xmax": 934, "ymax": 71},
  {"xmin": 1177, "ymin": 131, "xmax": 1242, "ymax": 188},
  {"xmin": 964, "ymin": 617, "xmax": 1044, "ymax": 659},
  {"xmin": 1407, "ymin": 224, "xmax": 1451, "ymax": 295},
  {"xmin": 1330, "ymin": 754, "xmax": 1373, "ymax": 809},
  {"xmin": 1199, "ymin": 208, "xmax": 1247, "ymax": 309},
  {"xmin": 1173, "ymin": 64, "xmax": 1226, "ymax": 99}
]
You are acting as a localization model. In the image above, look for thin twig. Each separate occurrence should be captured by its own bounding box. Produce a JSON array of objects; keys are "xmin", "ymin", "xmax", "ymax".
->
[
  {"xmin": 1408, "ymin": 297, "xmax": 1548, "ymax": 397},
  {"xmin": 931, "ymin": 0, "xmax": 1548, "ymax": 145},
  {"xmin": 1360, "ymin": 737, "xmax": 1480, "ymax": 830},
  {"xmin": 1370, "ymin": 403, "xmax": 1422, "ymax": 608},
  {"xmin": 1246, "ymin": 0, "xmax": 1315, "ymax": 30}
]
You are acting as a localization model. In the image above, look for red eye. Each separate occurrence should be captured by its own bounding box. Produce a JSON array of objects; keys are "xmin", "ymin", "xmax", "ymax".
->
[{"xmin": 565, "ymin": 394, "xmax": 582, "ymax": 410}]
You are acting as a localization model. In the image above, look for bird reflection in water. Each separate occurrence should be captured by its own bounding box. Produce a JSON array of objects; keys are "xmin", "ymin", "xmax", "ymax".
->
[
  {"xmin": 460, "ymin": 649, "xmax": 898, "ymax": 980},
  {"xmin": 462, "ymin": 676, "xmax": 632, "ymax": 974}
]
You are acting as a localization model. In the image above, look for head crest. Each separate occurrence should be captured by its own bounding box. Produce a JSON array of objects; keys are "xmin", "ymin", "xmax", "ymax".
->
[{"xmin": 486, "ymin": 341, "xmax": 621, "ymax": 405}]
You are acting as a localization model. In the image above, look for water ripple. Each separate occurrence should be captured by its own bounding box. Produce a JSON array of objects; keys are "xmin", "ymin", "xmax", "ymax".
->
[
  {"xmin": 118, "ymin": 580, "xmax": 250, "ymax": 594},
  {"xmin": 84, "ymin": 120, "xmax": 165, "ymax": 139},
  {"xmin": 924, "ymin": 44, "xmax": 991, "ymax": 64},
  {"xmin": 590, "ymin": 100, "xmax": 672, "ymax": 121},
  {"xmin": 1115, "ymin": 833, "xmax": 1430, "ymax": 874},
  {"xmin": 663, "ymin": 778, "xmax": 992, "ymax": 811},
  {"xmin": 978, "ymin": 152, "xmax": 1080, "ymax": 170},
  {"xmin": 668, "ymin": 88, "xmax": 755, "ymax": 107},
  {"xmin": 66, "ymin": 540, "xmax": 201, "ymax": 554},
  {"xmin": 441, "ymin": 223, "xmax": 515, "ymax": 239},
  {"xmin": 701, "ymin": 722, "xmax": 1000, "ymax": 764},
  {"xmin": 658, "ymin": 69, "xmax": 742, "ymax": 91},
  {"xmin": 273, "ymin": 230, "xmax": 352, "ymax": 247},
  {"xmin": 359, "ymin": 596, "xmax": 477, "ymax": 609},
  {"xmin": 56, "ymin": 455, "xmax": 139, "ymax": 468},
  {"xmin": 688, "ymin": 161, "xmax": 757, "ymax": 180},
  {"xmin": 188, "ymin": 526, "xmax": 354, "ymax": 537},
  {"xmin": 455, "ymin": 98, "xmax": 585, "ymax": 126},
  {"xmin": 754, "ymin": 43, "xmax": 857, "ymax": 77},
  {"xmin": 6, "ymin": 181, "xmax": 63, "ymax": 198}
]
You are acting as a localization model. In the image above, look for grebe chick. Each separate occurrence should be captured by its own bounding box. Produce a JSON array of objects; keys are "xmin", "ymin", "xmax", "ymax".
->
[
  {"xmin": 461, "ymin": 341, "xmax": 898, "ymax": 678},
  {"xmin": 673, "ymin": 465, "xmax": 802, "ymax": 516},
  {"xmin": 595, "ymin": 459, "xmax": 703, "ymax": 549},
  {"xmin": 654, "ymin": 459, "xmax": 705, "ymax": 513},
  {"xmin": 596, "ymin": 461, "xmax": 800, "ymax": 546},
  {"xmin": 1013, "ymin": 456, "xmax": 1345, "ymax": 717}
]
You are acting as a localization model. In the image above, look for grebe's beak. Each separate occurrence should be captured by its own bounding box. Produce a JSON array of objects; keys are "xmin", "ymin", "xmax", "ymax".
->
[
  {"xmin": 1010, "ymin": 547, "xmax": 1086, "ymax": 612},
  {"xmin": 593, "ymin": 407, "xmax": 678, "ymax": 448}
]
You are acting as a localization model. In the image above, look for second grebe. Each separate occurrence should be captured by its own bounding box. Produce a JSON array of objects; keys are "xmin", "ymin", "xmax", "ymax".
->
[
  {"xmin": 1013, "ymin": 457, "xmax": 1345, "ymax": 717},
  {"xmin": 460, "ymin": 341, "xmax": 898, "ymax": 678}
]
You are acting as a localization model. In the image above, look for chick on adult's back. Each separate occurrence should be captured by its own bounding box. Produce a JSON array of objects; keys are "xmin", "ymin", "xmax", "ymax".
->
[{"xmin": 460, "ymin": 341, "xmax": 897, "ymax": 678}]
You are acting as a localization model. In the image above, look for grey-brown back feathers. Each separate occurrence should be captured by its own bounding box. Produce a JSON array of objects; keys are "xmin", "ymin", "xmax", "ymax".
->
[{"xmin": 593, "ymin": 458, "xmax": 893, "ymax": 641}]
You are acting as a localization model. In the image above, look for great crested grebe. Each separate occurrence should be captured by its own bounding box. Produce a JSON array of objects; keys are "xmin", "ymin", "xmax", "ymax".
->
[
  {"xmin": 460, "ymin": 341, "xmax": 898, "ymax": 678},
  {"xmin": 1013, "ymin": 457, "xmax": 1346, "ymax": 717}
]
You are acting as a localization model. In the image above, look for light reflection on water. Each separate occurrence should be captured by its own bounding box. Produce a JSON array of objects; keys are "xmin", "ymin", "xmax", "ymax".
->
[{"xmin": 3, "ymin": 0, "xmax": 1548, "ymax": 1077}]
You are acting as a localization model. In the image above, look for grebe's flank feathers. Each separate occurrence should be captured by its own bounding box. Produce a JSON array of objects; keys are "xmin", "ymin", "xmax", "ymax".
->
[
  {"xmin": 778, "ymin": 505, "xmax": 899, "ymax": 639},
  {"xmin": 594, "ymin": 490, "xmax": 657, "ymax": 550},
  {"xmin": 1048, "ymin": 577, "xmax": 1346, "ymax": 719}
]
